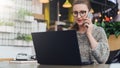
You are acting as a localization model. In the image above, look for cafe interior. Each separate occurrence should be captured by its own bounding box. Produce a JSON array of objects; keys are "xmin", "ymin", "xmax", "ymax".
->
[{"xmin": 0, "ymin": 0, "xmax": 120, "ymax": 67}]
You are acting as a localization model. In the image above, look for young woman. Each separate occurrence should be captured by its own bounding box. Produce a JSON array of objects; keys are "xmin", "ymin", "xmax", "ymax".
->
[{"xmin": 71, "ymin": 0, "xmax": 110, "ymax": 64}]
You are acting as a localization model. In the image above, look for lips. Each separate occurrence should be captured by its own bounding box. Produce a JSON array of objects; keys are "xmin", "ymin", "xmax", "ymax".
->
[{"xmin": 77, "ymin": 19, "xmax": 82, "ymax": 23}]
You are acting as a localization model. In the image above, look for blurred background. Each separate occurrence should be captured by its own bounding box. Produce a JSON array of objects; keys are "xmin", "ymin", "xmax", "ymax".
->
[{"xmin": 0, "ymin": 0, "xmax": 120, "ymax": 61}]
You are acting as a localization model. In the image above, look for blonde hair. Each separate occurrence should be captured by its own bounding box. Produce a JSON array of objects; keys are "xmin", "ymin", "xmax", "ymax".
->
[{"xmin": 73, "ymin": 0, "xmax": 91, "ymax": 11}]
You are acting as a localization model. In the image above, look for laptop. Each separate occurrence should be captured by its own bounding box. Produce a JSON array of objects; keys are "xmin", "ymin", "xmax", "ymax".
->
[{"xmin": 32, "ymin": 30, "xmax": 82, "ymax": 65}]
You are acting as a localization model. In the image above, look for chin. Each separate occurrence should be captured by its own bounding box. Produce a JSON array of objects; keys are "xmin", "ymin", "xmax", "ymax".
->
[{"xmin": 77, "ymin": 22, "xmax": 83, "ymax": 26}]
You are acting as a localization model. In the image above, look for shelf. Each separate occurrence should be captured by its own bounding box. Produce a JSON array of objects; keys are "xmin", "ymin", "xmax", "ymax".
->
[
  {"xmin": 11, "ymin": 45, "xmax": 33, "ymax": 47},
  {"xmin": 0, "ymin": 45, "xmax": 33, "ymax": 47},
  {"xmin": 0, "ymin": 0, "xmax": 34, "ymax": 47},
  {"xmin": 9, "ymin": 60, "xmax": 37, "ymax": 63},
  {"xmin": 14, "ymin": 19, "xmax": 33, "ymax": 23},
  {"xmin": 0, "ymin": 40, "xmax": 33, "ymax": 47},
  {"xmin": 14, "ymin": 40, "xmax": 33, "ymax": 47},
  {"xmin": 0, "ymin": 26, "xmax": 14, "ymax": 33}
]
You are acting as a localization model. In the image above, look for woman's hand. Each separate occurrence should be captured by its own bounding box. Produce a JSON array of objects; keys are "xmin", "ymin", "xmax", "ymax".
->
[
  {"xmin": 84, "ymin": 18, "xmax": 98, "ymax": 50},
  {"xmin": 83, "ymin": 18, "xmax": 93, "ymax": 35}
]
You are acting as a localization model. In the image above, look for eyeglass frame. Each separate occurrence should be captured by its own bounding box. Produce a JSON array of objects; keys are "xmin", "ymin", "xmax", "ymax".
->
[{"xmin": 72, "ymin": 10, "xmax": 88, "ymax": 17}]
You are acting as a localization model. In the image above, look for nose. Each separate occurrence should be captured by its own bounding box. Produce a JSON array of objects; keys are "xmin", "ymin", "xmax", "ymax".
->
[{"xmin": 77, "ymin": 13, "xmax": 81, "ymax": 18}]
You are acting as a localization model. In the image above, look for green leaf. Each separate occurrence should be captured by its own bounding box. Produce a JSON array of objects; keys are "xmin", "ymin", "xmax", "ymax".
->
[
  {"xmin": 115, "ymin": 32, "xmax": 120, "ymax": 38},
  {"xmin": 101, "ymin": 22, "xmax": 105, "ymax": 28}
]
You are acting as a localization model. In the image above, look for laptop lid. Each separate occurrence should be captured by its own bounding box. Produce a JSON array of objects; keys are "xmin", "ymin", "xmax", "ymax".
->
[{"xmin": 32, "ymin": 30, "xmax": 81, "ymax": 65}]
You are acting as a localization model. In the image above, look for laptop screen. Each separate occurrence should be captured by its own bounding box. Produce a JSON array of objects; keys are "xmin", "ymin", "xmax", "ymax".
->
[{"xmin": 32, "ymin": 30, "xmax": 82, "ymax": 65}]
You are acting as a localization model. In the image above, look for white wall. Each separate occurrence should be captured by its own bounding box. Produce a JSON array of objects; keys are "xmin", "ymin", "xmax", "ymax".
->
[
  {"xmin": 32, "ymin": 0, "xmax": 43, "ymax": 14},
  {"xmin": 118, "ymin": 0, "xmax": 120, "ymax": 9},
  {"xmin": 0, "ymin": 46, "xmax": 34, "ymax": 59},
  {"xmin": 114, "ymin": 0, "xmax": 120, "ymax": 21}
]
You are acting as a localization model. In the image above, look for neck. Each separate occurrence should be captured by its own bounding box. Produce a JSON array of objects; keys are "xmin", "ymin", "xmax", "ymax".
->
[{"xmin": 78, "ymin": 25, "xmax": 86, "ymax": 34}]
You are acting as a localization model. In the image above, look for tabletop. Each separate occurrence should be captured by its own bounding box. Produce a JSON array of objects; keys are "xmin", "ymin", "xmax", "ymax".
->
[{"xmin": 0, "ymin": 61, "xmax": 119, "ymax": 68}]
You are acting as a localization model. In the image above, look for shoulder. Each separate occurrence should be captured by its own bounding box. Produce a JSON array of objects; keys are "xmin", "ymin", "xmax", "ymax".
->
[
  {"xmin": 93, "ymin": 24, "xmax": 105, "ymax": 33},
  {"xmin": 92, "ymin": 24, "xmax": 106, "ymax": 38}
]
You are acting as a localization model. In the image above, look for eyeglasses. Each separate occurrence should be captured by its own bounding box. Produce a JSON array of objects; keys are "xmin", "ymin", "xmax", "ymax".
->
[{"xmin": 73, "ymin": 11, "xmax": 87, "ymax": 17}]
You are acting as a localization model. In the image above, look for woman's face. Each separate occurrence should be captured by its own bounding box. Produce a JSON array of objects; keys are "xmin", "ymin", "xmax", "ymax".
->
[{"xmin": 73, "ymin": 4, "xmax": 89, "ymax": 26}]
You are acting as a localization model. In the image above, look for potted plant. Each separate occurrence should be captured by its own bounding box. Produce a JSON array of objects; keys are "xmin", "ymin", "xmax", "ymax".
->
[
  {"xmin": 5, "ymin": 22, "xmax": 15, "ymax": 26},
  {"xmin": 24, "ymin": 34, "xmax": 32, "ymax": 42},
  {"xmin": 95, "ymin": 22, "xmax": 120, "ymax": 50},
  {"xmin": 17, "ymin": 8, "xmax": 32, "ymax": 20},
  {"xmin": 15, "ymin": 33, "xmax": 32, "ymax": 46},
  {"xmin": 0, "ymin": 21, "xmax": 14, "ymax": 32}
]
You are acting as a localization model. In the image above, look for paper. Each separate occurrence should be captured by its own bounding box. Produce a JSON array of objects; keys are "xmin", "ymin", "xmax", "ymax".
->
[{"xmin": 110, "ymin": 63, "xmax": 120, "ymax": 68}]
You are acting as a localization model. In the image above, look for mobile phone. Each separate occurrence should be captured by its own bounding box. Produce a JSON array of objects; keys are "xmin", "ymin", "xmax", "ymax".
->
[
  {"xmin": 87, "ymin": 12, "xmax": 93, "ymax": 19},
  {"xmin": 83, "ymin": 13, "xmax": 92, "ymax": 28}
]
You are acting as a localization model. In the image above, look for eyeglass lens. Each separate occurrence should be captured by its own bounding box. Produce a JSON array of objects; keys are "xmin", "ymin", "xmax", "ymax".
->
[{"xmin": 73, "ymin": 11, "xmax": 86, "ymax": 17}]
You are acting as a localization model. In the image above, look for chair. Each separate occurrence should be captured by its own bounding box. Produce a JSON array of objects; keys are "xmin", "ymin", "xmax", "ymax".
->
[{"xmin": 106, "ymin": 49, "xmax": 120, "ymax": 64}]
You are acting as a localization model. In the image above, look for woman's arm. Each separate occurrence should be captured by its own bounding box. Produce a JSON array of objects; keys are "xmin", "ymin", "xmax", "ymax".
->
[{"xmin": 87, "ymin": 27, "xmax": 110, "ymax": 63}]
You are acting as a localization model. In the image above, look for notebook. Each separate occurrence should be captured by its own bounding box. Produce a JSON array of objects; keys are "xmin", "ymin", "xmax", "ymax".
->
[{"xmin": 32, "ymin": 30, "xmax": 82, "ymax": 65}]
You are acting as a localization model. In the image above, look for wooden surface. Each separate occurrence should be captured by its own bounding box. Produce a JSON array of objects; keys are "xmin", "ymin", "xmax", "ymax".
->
[
  {"xmin": 108, "ymin": 35, "xmax": 120, "ymax": 51},
  {"xmin": 0, "ymin": 58, "xmax": 14, "ymax": 61},
  {"xmin": 0, "ymin": 61, "xmax": 111, "ymax": 68},
  {"xmin": 33, "ymin": 13, "xmax": 44, "ymax": 20}
]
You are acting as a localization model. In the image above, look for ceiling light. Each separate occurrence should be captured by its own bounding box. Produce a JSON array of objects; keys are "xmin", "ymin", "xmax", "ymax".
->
[
  {"xmin": 39, "ymin": 0, "xmax": 49, "ymax": 3},
  {"xmin": 63, "ymin": 0, "xmax": 72, "ymax": 8}
]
